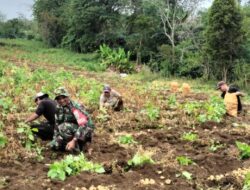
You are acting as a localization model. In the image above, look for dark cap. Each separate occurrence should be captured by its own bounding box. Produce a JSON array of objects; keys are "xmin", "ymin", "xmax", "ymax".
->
[
  {"xmin": 103, "ymin": 85, "xmax": 111, "ymax": 93},
  {"xmin": 216, "ymin": 81, "xmax": 226, "ymax": 90}
]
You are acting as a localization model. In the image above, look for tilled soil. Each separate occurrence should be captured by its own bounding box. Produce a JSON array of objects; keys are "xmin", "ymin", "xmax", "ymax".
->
[
  {"xmin": 0, "ymin": 46, "xmax": 250, "ymax": 190},
  {"xmin": 1, "ymin": 118, "xmax": 250, "ymax": 190}
]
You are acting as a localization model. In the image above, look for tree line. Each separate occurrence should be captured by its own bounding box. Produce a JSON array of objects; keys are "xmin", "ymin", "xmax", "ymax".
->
[{"xmin": 1, "ymin": 0, "xmax": 250, "ymax": 87}]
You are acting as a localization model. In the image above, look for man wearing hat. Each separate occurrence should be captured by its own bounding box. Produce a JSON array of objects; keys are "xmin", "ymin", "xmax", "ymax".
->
[
  {"xmin": 25, "ymin": 92, "xmax": 56, "ymax": 140},
  {"xmin": 99, "ymin": 84, "xmax": 123, "ymax": 111},
  {"xmin": 50, "ymin": 87, "xmax": 94, "ymax": 152},
  {"xmin": 216, "ymin": 81, "xmax": 244, "ymax": 113}
]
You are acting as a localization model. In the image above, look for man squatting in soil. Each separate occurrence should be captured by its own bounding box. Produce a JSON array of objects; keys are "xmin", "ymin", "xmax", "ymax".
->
[
  {"xmin": 50, "ymin": 87, "xmax": 95, "ymax": 152},
  {"xmin": 99, "ymin": 84, "xmax": 123, "ymax": 111},
  {"xmin": 25, "ymin": 92, "xmax": 56, "ymax": 140},
  {"xmin": 216, "ymin": 81, "xmax": 245, "ymax": 114}
]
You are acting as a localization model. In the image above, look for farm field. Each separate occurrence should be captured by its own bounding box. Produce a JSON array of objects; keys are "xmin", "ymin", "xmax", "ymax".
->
[{"xmin": 0, "ymin": 39, "xmax": 250, "ymax": 190}]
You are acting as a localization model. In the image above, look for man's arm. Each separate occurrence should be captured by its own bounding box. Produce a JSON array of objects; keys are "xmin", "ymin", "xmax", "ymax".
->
[
  {"xmin": 112, "ymin": 89, "xmax": 122, "ymax": 99},
  {"xmin": 235, "ymin": 92, "xmax": 245, "ymax": 97},
  {"xmin": 99, "ymin": 94, "xmax": 105, "ymax": 109},
  {"xmin": 25, "ymin": 113, "xmax": 39, "ymax": 123},
  {"xmin": 229, "ymin": 86, "xmax": 245, "ymax": 97},
  {"xmin": 25, "ymin": 102, "xmax": 45, "ymax": 123}
]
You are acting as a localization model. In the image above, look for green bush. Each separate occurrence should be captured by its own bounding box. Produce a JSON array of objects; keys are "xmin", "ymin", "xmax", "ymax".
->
[{"xmin": 100, "ymin": 44, "xmax": 134, "ymax": 73}]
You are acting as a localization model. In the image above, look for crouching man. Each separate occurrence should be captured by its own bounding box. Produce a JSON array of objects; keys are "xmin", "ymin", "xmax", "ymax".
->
[
  {"xmin": 217, "ymin": 81, "xmax": 245, "ymax": 117},
  {"xmin": 50, "ymin": 87, "xmax": 95, "ymax": 152},
  {"xmin": 25, "ymin": 92, "xmax": 56, "ymax": 140},
  {"xmin": 99, "ymin": 84, "xmax": 123, "ymax": 111}
]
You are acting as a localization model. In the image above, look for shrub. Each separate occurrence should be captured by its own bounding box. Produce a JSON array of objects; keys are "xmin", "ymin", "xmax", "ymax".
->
[{"xmin": 100, "ymin": 44, "xmax": 134, "ymax": 73}]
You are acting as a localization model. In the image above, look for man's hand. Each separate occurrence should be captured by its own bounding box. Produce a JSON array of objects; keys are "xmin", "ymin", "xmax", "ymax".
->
[
  {"xmin": 25, "ymin": 113, "xmax": 39, "ymax": 124},
  {"xmin": 104, "ymin": 102, "xmax": 111, "ymax": 107},
  {"xmin": 235, "ymin": 92, "xmax": 245, "ymax": 97},
  {"xmin": 66, "ymin": 138, "xmax": 77, "ymax": 151}
]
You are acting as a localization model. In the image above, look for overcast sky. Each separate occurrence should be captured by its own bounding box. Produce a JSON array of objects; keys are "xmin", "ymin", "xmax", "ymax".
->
[
  {"xmin": 0, "ymin": 0, "xmax": 247, "ymax": 20},
  {"xmin": 0, "ymin": 0, "xmax": 34, "ymax": 20}
]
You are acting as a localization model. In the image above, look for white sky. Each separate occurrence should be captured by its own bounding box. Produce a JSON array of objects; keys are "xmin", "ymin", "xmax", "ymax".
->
[
  {"xmin": 0, "ymin": 0, "xmax": 248, "ymax": 20},
  {"xmin": 0, "ymin": 0, "xmax": 34, "ymax": 20}
]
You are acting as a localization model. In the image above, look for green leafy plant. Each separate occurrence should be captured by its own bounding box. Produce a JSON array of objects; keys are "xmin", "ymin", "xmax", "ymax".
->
[
  {"xmin": 167, "ymin": 94, "xmax": 178, "ymax": 109},
  {"xmin": 0, "ymin": 97, "xmax": 14, "ymax": 113},
  {"xmin": 0, "ymin": 133, "xmax": 7, "ymax": 148},
  {"xmin": 127, "ymin": 152, "xmax": 155, "ymax": 167},
  {"xmin": 96, "ymin": 107, "xmax": 110, "ymax": 122},
  {"xmin": 209, "ymin": 140, "xmax": 224, "ymax": 152},
  {"xmin": 181, "ymin": 132, "xmax": 198, "ymax": 142},
  {"xmin": 198, "ymin": 97, "xmax": 226, "ymax": 123},
  {"xmin": 184, "ymin": 101, "xmax": 202, "ymax": 115},
  {"xmin": 100, "ymin": 44, "xmax": 134, "ymax": 73},
  {"xmin": 48, "ymin": 153, "xmax": 105, "ymax": 181},
  {"xmin": 79, "ymin": 80, "xmax": 102, "ymax": 107},
  {"xmin": 17, "ymin": 122, "xmax": 38, "ymax": 149},
  {"xmin": 176, "ymin": 156, "xmax": 193, "ymax": 166},
  {"xmin": 236, "ymin": 141, "xmax": 250, "ymax": 159},
  {"xmin": 243, "ymin": 172, "xmax": 250, "ymax": 190},
  {"xmin": 118, "ymin": 135, "xmax": 137, "ymax": 145},
  {"xmin": 182, "ymin": 171, "xmax": 192, "ymax": 180},
  {"xmin": 184, "ymin": 97, "xmax": 226, "ymax": 123},
  {"xmin": 142, "ymin": 103, "xmax": 160, "ymax": 121},
  {"xmin": 34, "ymin": 146, "xmax": 44, "ymax": 162}
]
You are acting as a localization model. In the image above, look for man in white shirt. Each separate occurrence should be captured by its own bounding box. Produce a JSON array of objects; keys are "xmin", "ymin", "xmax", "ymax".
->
[{"xmin": 99, "ymin": 85, "xmax": 123, "ymax": 111}]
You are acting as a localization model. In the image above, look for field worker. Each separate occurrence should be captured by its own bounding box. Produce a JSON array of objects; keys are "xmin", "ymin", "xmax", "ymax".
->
[
  {"xmin": 217, "ymin": 81, "xmax": 245, "ymax": 114},
  {"xmin": 100, "ymin": 84, "xmax": 123, "ymax": 111},
  {"xmin": 25, "ymin": 92, "xmax": 56, "ymax": 140},
  {"xmin": 50, "ymin": 87, "xmax": 94, "ymax": 152}
]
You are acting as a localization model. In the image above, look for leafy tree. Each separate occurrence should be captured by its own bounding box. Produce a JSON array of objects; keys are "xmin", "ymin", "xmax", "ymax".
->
[
  {"xmin": 205, "ymin": 0, "xmax": 245, "ymax": 81},
  {"xmin": 124, "ymin": 0, "xmax": 161, "ymax": 64},
  {"xmin": 62, "ymin": 0, "xmax": 120, "ymax": 52},
  {"xmin": 33, "ymin": 0, "xmax": 67, "ymax": 46},
  {"xmin": 0, "ymin": 18, "xmax": 24, "ymax": 38},
  {"xmin": 147, "ymin": 0, "xmax": 201, "ymax": 73}
]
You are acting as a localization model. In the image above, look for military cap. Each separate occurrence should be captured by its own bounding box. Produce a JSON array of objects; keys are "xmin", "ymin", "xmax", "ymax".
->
[{"xmin": 54, "ymin": 87, "xmax": 70, "ymax": 100}]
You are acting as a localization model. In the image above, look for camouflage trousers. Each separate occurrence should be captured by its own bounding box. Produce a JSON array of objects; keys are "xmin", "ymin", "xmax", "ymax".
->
[{"xmin": 50, "ymin": 122, "xmax": 93, "ymax": 151}]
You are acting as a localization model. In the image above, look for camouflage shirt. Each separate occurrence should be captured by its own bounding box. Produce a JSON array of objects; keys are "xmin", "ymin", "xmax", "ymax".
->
[{"xmin": 55, "ymin": 100, "xmax": 94, "ymax": 140}]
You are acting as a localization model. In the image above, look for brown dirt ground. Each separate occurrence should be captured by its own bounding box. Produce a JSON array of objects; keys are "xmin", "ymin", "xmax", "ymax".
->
[{"xmin": 0, "ymin": 51, "xmax": 250, "ymax": 190}]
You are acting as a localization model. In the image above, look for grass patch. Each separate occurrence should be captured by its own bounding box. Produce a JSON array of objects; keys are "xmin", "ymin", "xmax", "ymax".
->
[{"xmin": 0, "ymin": 39, "xmax": 105, "ymax": 72}]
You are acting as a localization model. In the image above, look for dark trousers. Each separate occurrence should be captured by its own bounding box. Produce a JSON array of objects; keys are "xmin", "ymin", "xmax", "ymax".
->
[
  {"xmin": 31, "ymin": 122, "xmax": 54, "ymax": 140},
  {"xmin": 114, "ymin": 99, "xmax": 124, "ymax": 111}
]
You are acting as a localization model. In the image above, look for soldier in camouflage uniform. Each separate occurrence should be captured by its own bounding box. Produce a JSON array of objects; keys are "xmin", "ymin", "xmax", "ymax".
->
[{"xmin": 50, "ymin": 87, "xmax": 95, "ymax": 152}]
